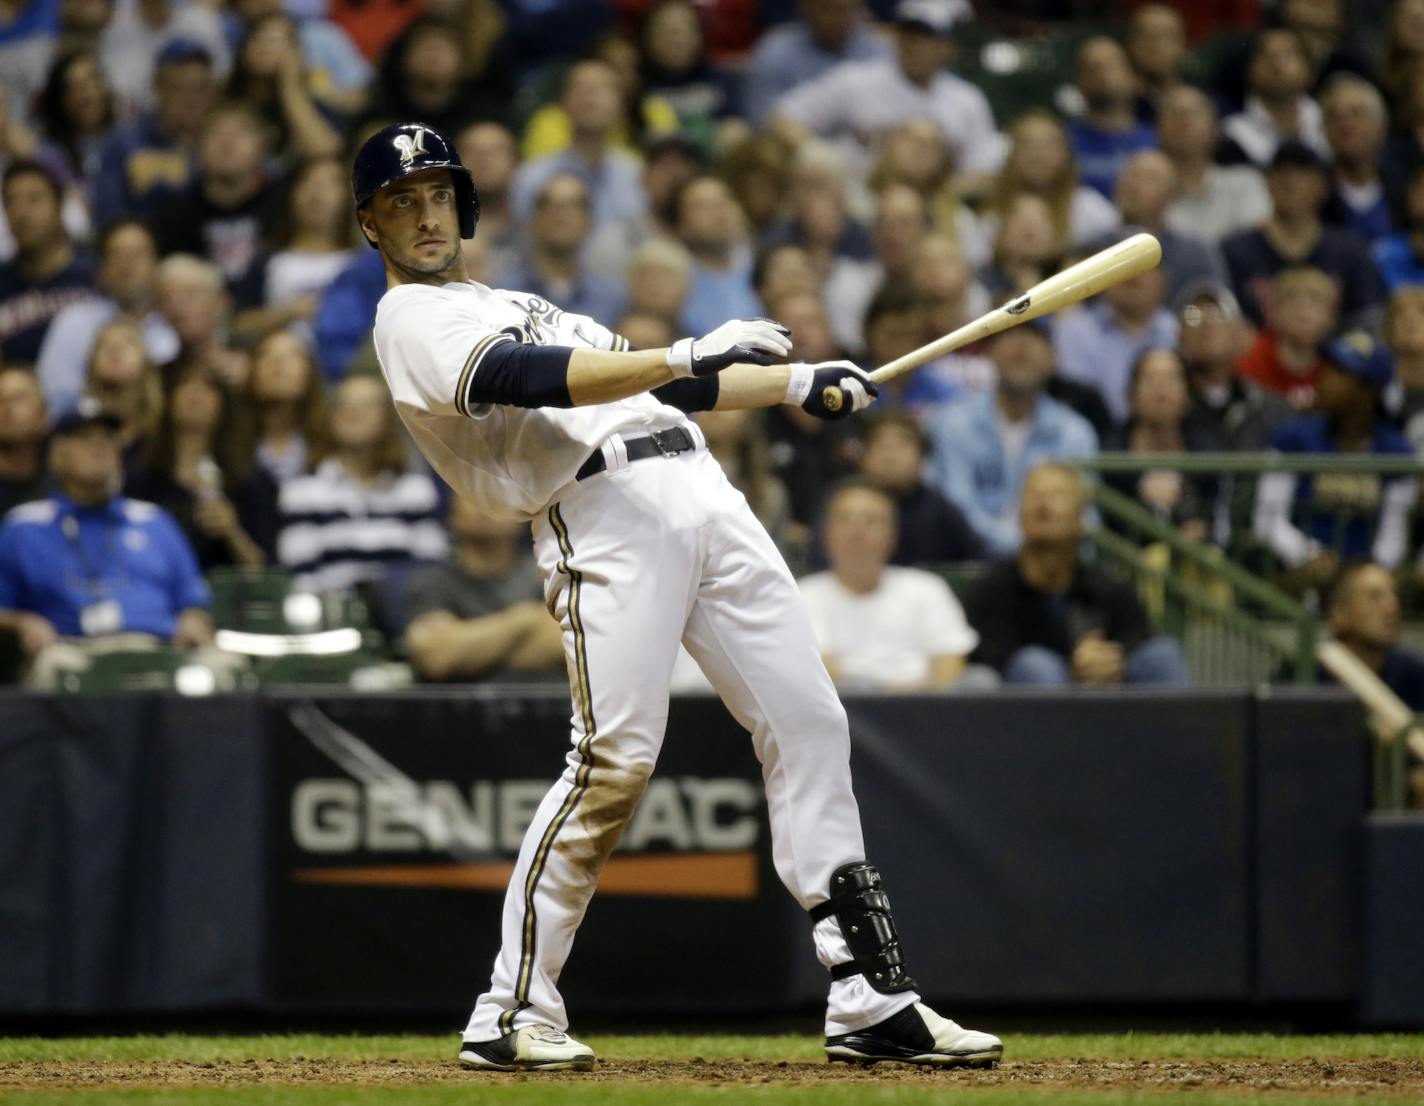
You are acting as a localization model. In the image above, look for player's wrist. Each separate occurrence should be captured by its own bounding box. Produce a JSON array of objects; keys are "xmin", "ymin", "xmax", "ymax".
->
[
  {"xmin": 666, "ymin": 338, "xmax": 695, "ymax": 379},
  {"xmin": 784, "ymin": 363, "xmax": 814, "ymax": 406}
]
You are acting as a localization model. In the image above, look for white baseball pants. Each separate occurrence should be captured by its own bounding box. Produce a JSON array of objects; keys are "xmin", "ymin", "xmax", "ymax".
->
[{"xmin": 463, "ymin": 446, "xmax": 918, "ymax": 1041}]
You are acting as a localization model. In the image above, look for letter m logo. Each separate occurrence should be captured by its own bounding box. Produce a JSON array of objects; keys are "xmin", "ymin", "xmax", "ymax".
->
[{"xmin": 394, "ymin": 127, "xmax": 428, "ymax": 167}]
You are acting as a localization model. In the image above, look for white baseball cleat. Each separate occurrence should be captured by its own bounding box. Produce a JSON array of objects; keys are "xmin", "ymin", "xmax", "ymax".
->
[
  {"xmin": 458, "ymin": 1024, "xmax": 595, "ymax": 1071},
  {"xmin": 824, "ymin": 1002, "xmax": 1003, "ymax": 1067}
]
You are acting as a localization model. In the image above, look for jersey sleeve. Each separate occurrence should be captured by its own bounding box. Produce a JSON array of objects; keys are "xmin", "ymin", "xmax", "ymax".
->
[{"xmin": 374, "ymin": 290, "xmax": 519, "ymax": 417}]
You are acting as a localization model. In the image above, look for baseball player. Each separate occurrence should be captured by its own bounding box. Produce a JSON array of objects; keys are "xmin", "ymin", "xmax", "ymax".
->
[{"xmin": 352, "ymin": 122, "xmax": 1003, "ymax": 1073}]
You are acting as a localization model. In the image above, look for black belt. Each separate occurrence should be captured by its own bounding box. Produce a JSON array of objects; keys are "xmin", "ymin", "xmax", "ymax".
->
[{"xmin": 575, "ymin": 426, "xmax": 698, "ymax": 481}]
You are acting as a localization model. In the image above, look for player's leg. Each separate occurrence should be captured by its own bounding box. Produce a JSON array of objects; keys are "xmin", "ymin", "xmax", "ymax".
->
[
  {"xmin": 462, "ymin": 478, "xmax": 698, "ymax": 1063},
  {"xmin": 680, "ymin": 454, "xmax": 1001, "ymax": 1066}
]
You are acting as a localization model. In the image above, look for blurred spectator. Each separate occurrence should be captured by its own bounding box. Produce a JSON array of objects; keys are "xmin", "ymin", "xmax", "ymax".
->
[
  {"xmin": 1054, "ymin": 264, "xmax": 1178, "ymax": 424},
  {"xmin": 742, "ymin": 0, "xmax": 890, "ymax": 127},
  {"xmin": 625, "ymin": 237, "xmax": 693, "ymax": 328},
  {"xmin": 276, "ymin": 374, "xmax": 446, "ymax": 594},
  {"xmin": 868, "ymin": 118, "xmax": 991, "ymax": 268},
  {"xmin": 0, "ymin": 367, "xmax": 47, "ymax": 514},
  {"xmin": 753, "ymin": 242, "xmax": 817, "ymax": 311},
  {"xmin": 311, "ymin": 240, "xmax": 384, "ymax": 381},
  {"xmin": 402, "ymin": 495, "xmax": 561, "ymax": 683},
  {"xmin": 1386, "ymin": 286, "xmax": 1424, "ymax": 440},
  {"xmin": 1065, "ymin": 36, "xmax": 1157, "ymax": 199},
  {"xmin": 1383, "ymin": 0, "xmax": 1424, "ymax": 115},
  {"xmin": 1281, "ymin": 0, "xmax": 1372, "ymax": 91},
  {"xmin": 962, "ymin": 462, "xmax": 1189, "ymax": 687},
  {"xmin": 638, "ymin": 0, "xmax": 740, "ymax": 151},
  {"xmin": 909, "ymin": 233, "xmax": 994, "ymax": 395},
  {"xmin": 234, "ymin": 328, "xmax": 327, "ymax": 484},
  {"xmin": 764, "ymin": 288, "xmax": 840, "ymax": 365},
  {"xmin": 1371, "ymin": 163, "xmax": 1424, "ymax": 292},
  {"xmin": 34, "ymin": 49, "xmax": 113, "ymax": 203},
  {"xmin": 523, "ymin": 30, "xmax": 678, "ymax": 162},
  {"xmin": 1320, "ymin": 73, "xmax": 1401, "ymax": 244},
  {"xmin": 771, "ymin": 0, "xmax": 1002, "ymax": 194},
  {"xmin": 152, "ymin": 102, "xmax": 280, "ymax": 298},
  {"xmin": 762, "ymin": 140, "xmax": 870, "ymax": 269},
  {"xmin": 983, "ymin": 110, "xmax": 1120, "ymax": 254},
  {"xmin": 0, "ymin": 405, "xmax": 215, "ymax": 689},
  {"xmin": 0, "ymin": 159, "xmax": 95, "ymax": 366},
  {"xmin": 587, "ymin": 130, "xmax": 706, "ymax": 282},
  {"xmin": 1323, "ymin": 561, "xmax": 1424, "ymax": 707},
  {"xmin": 512, "ymin": 59, "xmax": 646, "ymax": 230},
  {"xmin": 673, "ymin": 174, "xmax": 760, "ymax": 335},
  {"xmin": 456, "ymin": 122, "xmax": 522, "ymax": 281},
  {"xmin": 229, "ymin": 0, "xmax": 371, "ymax": 119},
  {"xmin": 720, "ymin": 132, "xmax": 793, "ymax": 239},
  {"xmin": 861, "ymin": 279, "xmax": 956, "ymax": 410},
  {"xmin": 0, "ymin": 0, "xmax": 59, "ymax": 131},
  {"xmin": 1178, "ymin": 281, "xmax": 1290, "ymax": 450},
  {"xmin": 156, "ymin": 253, "xmax": 247, "ymax": 390},
  {"xmin": 1220, "ymin": 29, "xmax": 1327, "ymax": 167},
  {"xmin": 499, "ymin": 172, "xmax": 624, "ymax": 326},
  {"xmin": 1103, "ymin": 348, "xmax": 1220, "ymax": 541},
  {"xmin": 1221, "ymin": 140, "xmax": 1384, "ymax": 327},
  {"xmin": 233, "ymin": 155, "xmax": 356, "ymax": 343},
  {"xmin": 100, "ymin": 0, "xmax": 230, "ymax": 119},
  {"xmin": 1254, "ymin": 330, "xmax": 1414, "ymax": 581},
  {"xmin": 927, "ymin": 320, "xmax": 1098, "ymax": 556},
  {"xmin": 94, "ymin": 38, "xmax": 215, "ymax": 226},
  {"xmin": 224, "ymin": 11, "xmax": 343, "ymax": 162},
  {"xmin": 126, "ymin": 363, "xmax": 276, "ymax": 569},
  {"xmin": 695, "ymin": 407, "xmax": 793, "ymax": 551},
  {"xmin": 858, "ymin": 411, "xmax": 982, "ymax": 564},
  {"xmin": 1126, "ymin": 3, "xmax": 1188, "ymax": 121},
  {"xmin": 1159, "ymin": 85, "xmax": 1272, "ymax": 244},
  {"xmin": 83, "ymin": 317, "xmax": 161, "ymax": 473},
  {"xmin": 1235, "ymin": 265, "xmax": 1337, "ymax": 412},
  {"xmin": 365, "ymin": 15, "xmax": 512, "ymax": 139},
  {"xmin": 35, "ymin": 218, "xmax": 176, "ymax": 418},
  {"xmin": 1105, "ymin": 149, "xmax": 1226, "ymax": 303},
  {"xmin": 798, "ymin": 479, "xmax": 982, "ymax": 691},
  {"xmin": 613, "ymin": 309, "xmax": 673, "ymax": 351},
  {"xmin": 981, "ymin": 192, "xmax": 1061, "ymax": 300}
]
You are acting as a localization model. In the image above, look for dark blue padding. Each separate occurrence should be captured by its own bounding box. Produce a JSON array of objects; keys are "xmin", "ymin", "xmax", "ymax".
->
[{"xmin": 468, "ymin": 340, "xmax": 575, "ymax": 409}]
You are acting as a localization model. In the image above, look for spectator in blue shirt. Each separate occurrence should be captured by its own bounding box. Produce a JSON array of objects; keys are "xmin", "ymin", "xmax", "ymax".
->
[
  {"xmin": 1065, "ymin": 37, "xmax": 1157, "ymax": 199},
  {"xmin": 495, "ymin": 173, "xmax": 625, "ymax": 327},
  {"xmin": 93, "ymin": 39, "xmax": 215, "ymax": 227},
  {"xmin": 673, "ymin": 174, "xmax": 762, "ymax": 336},
  {"xmin": 0, "ymin": 404, "xmax": 214, "ymax": 686},
  {"xmin": 0, "ymin": 159, "xmax": 96, "ymax": 366},
  {"xmin": 742, "ymin": 0, "xmax": 890, "ymax": 127},
  {"xmin": 1371, "ymin": 163, "xmax": 1424, "ymax": 293},
  {"xmin": 926, "ymin": 318, "xmax": 1098, "ymax": 556},
  {"xmin": 312, "ymin": 246, "xmax": 384, "ymax": 381}
]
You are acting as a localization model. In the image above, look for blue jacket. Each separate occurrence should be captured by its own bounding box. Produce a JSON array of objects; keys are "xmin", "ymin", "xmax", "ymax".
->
[
  {"xmin": 926, "ymin": 391, "xmax": 1098, "ymax": 556},
  {"xmin": 313, "ymin": 249, "xmax": 386, "ymax": 381}
]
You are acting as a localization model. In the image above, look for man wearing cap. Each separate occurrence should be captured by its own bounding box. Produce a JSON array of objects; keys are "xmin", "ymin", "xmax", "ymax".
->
[
  {"xmin": 1220, "ymin": 139, "xmax": 1385, "ymax": 327},
  {"xmin": 770, "ymin": 0, "xmax": 1002, "ymax": 195},
  {"xmin": 1253, "ymin": 330, "xmax": 1415, "ymax": 585},
  {"xmin": 0, "ymin": 404, "xmax": 214, "ymax": 688},
  {"xmin": 927, "ymin": 319, "xmax": 1098, "ymax": 557}
]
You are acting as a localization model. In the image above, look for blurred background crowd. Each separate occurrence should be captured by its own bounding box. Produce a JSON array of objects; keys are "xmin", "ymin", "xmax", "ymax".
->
[{"xmin": 2, "ymin": 0, "xmax": 1424, "ymax": 706}]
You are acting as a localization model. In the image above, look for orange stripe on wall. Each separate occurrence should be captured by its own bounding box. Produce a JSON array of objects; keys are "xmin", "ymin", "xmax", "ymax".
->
[{"xmin": 293, "ymin": 851, "xmax": 758, "ymax": 899}]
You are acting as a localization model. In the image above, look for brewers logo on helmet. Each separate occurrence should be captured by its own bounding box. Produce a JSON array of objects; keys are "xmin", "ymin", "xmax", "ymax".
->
[{"xmin": 351, "ymin": 122, "xmax": 481, "ymax": 245}]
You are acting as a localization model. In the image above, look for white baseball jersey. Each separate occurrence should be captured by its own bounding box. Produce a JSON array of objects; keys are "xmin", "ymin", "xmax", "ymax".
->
[{"xmin": 372, "ymin": 280, "xmax": 689, "ymax": 520}]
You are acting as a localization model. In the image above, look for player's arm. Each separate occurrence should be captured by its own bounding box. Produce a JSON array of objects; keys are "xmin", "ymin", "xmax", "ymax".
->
[{"xmin": 712, "ymin": 359, "xmax": 879, "ymax": 420}]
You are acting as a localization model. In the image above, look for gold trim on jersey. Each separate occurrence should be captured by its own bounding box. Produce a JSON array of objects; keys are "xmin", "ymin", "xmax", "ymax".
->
[
  {"xmin": 454, "ymin": 333, "xmax": 513, "ymax": 417},
  {"xmin": 500, "ymin": 503, "xmax": 597, "ymax": 1035}
]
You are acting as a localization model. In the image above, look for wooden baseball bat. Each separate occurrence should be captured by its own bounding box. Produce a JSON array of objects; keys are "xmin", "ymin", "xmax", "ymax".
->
[
  {"xmin": 1316, "ymin": 639, "xmax": 1424, "ymax": 762},
  {"xmin": 869, "ymin": 232, "xmax": 1164, "ymax": 385}
]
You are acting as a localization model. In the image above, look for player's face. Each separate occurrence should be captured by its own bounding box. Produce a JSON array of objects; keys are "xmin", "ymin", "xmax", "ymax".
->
[{"xmin": 364, "ymin": 168, "xmax": 463, "ymax": 277}]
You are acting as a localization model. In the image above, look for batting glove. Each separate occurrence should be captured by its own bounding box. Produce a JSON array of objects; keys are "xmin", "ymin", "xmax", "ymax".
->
[
  {"xmin": 785, "ymin": 360, "xmax": 879, "ymax": 420},
  {"xmin": 667, "ymin": 318, "xmax": 792, "ymax": 378}
]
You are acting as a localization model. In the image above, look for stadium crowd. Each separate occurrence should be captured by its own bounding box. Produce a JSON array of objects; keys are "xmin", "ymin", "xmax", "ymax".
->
[{"xmin": 2, "ymin": 0, "xmax": 1424, "ymax": 699}]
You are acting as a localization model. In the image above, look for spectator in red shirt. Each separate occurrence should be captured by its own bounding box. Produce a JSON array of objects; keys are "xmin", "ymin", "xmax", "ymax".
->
[{"xmin": 1235, "ymin": 265, "xmax": 1338, "ymax": 410}]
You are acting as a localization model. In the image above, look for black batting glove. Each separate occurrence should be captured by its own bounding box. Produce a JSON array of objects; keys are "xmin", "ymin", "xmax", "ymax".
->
[
  {"xmin": 667, "ymin": 318, "xmax": 793, "ymax": 378},
  {"xmin": 784, "ymin": 360, "xmax": 879, "ymax": 420}
]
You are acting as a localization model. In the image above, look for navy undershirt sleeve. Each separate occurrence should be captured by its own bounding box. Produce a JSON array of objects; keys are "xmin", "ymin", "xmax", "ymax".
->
[
  {"xmin": 651, "ymin": 375, "xmax": 720, "ymax": 413},
  {"xmin": 466, "ymin": 338, "xmax": 575, "ymax": 409}
]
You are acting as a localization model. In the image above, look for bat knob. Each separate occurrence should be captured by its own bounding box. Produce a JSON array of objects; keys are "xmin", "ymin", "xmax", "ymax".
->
[{"xmin": 823, "ymin": 386, "xmax": 843, "ymax": 413}]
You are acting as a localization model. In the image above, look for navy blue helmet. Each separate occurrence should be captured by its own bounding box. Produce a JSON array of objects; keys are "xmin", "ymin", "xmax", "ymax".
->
[{"xmin": 351, "ymin": 122, "xmax": 480, "ymax": 246}]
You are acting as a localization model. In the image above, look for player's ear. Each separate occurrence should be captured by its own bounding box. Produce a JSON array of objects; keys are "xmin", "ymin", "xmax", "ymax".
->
[{"xmin": 357, "ymin": 205, "xmax": 379, "ymax": 249}]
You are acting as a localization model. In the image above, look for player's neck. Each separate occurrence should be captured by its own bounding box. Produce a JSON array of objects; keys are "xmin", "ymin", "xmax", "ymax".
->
[{"xmin": 384, "ymin": 253, "xmax": 470, "ymax": 289}]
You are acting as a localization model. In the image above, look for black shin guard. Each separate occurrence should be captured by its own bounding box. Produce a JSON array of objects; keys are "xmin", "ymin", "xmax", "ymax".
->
[{"xmin": 808, "ymin": 861, "xmax": 917, "ymax": 994}]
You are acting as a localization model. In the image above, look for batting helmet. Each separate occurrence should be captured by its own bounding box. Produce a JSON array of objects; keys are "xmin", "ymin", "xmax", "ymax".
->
[{"xmin": 351, "ymin": 122, "xmax": 481, "ymax": 246}]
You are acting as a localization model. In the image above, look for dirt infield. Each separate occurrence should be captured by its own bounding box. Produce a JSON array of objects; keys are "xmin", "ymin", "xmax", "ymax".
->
[{"xmin": 5, "ymin": 1056, "xmax": 1424, "ymax": 1096}]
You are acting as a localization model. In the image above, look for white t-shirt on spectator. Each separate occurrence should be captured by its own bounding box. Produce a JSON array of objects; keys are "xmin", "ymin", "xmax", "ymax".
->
[{"xmin": 797, "ymin": 566, "xmax": 978, "ymax": 688}]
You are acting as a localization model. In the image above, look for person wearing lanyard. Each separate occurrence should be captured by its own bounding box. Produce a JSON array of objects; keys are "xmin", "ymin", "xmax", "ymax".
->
[{"xmin": 0, "ymin": 403, "xmax": 214, "ymax": 688}]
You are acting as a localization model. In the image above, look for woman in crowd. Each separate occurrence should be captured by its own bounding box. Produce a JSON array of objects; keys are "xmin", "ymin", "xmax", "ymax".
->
[
  {"xmin": 638, "ymin": 0, "xmax": 740, "ymax": 153},
  {"xmin": 276, "ymin": 375, "xmax": 447, "ymax": 594},
  {"xmin": 368, "ymin": 16, "xmax": 514, "ymax": 139},
  {"xmin": 83, "ymin": 319, "xmax": 164, "ymax": 478},
  {"xmin": 981, "ymin": 193, "xmax": 1064, "ymax": 300},
  {"xmin": 233, "ymin": 156, "xmax": 357, "ymax": 341},
  {"xmin": 868, "ymin": 119, "xmax": 990, "ymax": 269},
  {"xmin": 982, "ymin": 110, "xmax": 1120, "ymax": 252},
  {"xmin": 127, "ymin": 364, "xmax": 278, "ymax": 570},
  {"xmin": 34, "ymin": 51, "xmax": 114, "ymax": 205},
  {"xmin": 226, "ymin": 12, "xmax": 342, "ymax": 162},
  {"xmin": 720, "ymin": 132, "xmax": 793, "ymax": 239},
  {"xmin": 235, "ymin": 329, "xmax": 328, "ymax": 484}
]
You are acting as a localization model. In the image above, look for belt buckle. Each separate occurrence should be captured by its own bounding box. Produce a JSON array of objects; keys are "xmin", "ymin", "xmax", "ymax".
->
[{"xmin": 650, "ymin": 428, "xmax": 687, "ymax": 457}]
